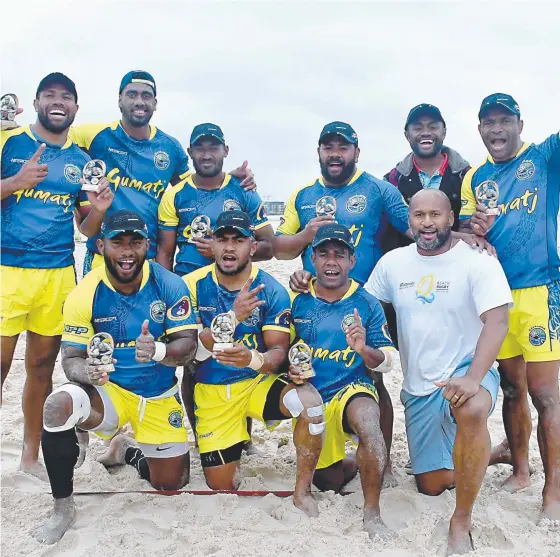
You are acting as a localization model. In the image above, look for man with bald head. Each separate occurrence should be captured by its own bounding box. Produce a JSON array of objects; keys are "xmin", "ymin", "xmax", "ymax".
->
[{"xmin": 365, "ymin": 189, "xmax": 512, "ymax": 555}]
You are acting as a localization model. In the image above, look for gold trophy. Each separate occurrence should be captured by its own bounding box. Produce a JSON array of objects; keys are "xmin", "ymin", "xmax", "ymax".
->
[
  {"xmin": 82, "ymin": 160, "xmax": 107, "ymax": 193},
  {"xmin": 289, "ymin": 342, "xmax": 315, "ymax": 379},
  {"xmin": 211, "ymin": 313, "xmax": 236, "ymax": 349},
  {"xmin": 87, "ymin": 332, "xmax": 115, "ymax": 372},
  {"xmin": 316, "ymin": 196, "xmax": 336, "ymax": 217}
]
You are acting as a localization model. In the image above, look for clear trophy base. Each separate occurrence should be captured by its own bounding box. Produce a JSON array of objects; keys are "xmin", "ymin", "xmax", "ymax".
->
[
  {"xmin": 96, "ymin": 364, "xmax": 115, "ymax": 373},
  {"xmin": 82, "ymin": 183, "xmax": 100, "ymax": 193},
  {"xmin": 299, "ymin": 366, "xmax": 315, "ymax": 379},
  {"xmin": 214, "ymin": 342, "xmax": 233, "ymax": 350},
  {"xmin": 486, "ymin": 208, "xmax": 500, "ymax": 216}
]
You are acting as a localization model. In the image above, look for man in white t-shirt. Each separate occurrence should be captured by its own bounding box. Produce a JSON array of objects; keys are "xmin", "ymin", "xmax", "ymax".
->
[{"xmin": 365, "ymin": 189, "xmax": 512, "ymax": 556}]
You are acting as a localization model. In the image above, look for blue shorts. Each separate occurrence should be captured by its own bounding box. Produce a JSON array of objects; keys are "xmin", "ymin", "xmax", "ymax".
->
[{"xmin": 400, "ymin": 358, "xmax": 500, "ymax": 475}]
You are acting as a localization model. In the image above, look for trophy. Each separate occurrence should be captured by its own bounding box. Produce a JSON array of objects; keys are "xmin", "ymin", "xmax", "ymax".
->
[
  {"xmin": 211, "ymin": 312, "xmax": 236, "ymax": 350},
  {"xmin": 82, "ymin": 159, "xmax": 107, "ymax": 193},
  {"xmin": 316, "ymin": 196, "xmax": 336, "ymax": 217},
  {"xmin": 475, "ymin": 181, "xmax": 500, "ymax": 216},
  {"xmin": 87, "ymin": 332, "xmax": 115, "ymax": 373},
  {"xmin": 189, "ymin": 215, "xmax": 211, "ymax": 243},
  {"xmin": 289, "ymin": 342, "xmax": 315, "ymax": 379},
  {"xmin": 1, "ymin": 94, "xmax": 18, "ymax": 122}
]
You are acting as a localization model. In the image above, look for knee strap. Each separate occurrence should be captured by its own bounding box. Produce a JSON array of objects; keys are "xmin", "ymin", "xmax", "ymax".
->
[
  {"xmin": 282, "ymin": 388, "xmax": 304, "ymax": 417},
  {"xmin": 44, "ymin": 384, "xmax": 92, "ymax": 432}
]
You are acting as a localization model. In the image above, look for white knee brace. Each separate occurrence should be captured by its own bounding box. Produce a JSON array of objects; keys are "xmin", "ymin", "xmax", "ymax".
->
[{"xmin": 43, "ymin": 384, "xmax": 92, "ymax": 432}]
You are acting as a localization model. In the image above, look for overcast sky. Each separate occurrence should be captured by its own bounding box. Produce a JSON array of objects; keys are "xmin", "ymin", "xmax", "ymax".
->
[{"xmin": 2, "ymin": 0, "xmax": 559, "ymax": 200}]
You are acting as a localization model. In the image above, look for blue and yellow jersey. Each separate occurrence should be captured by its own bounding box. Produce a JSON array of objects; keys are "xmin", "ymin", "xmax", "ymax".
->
[
  {"xmin": 70, "ymin": 121, "xmax": 189, "ymax": 259},
  {"xmin": 276, "ymin": 169, "xmax": 409, "ymax": 284},
  {"xmin": 290, "ymin": 280, "xmax": 393, "ymax": 403},
  {"xmin": 159, "ymin": 173, "xmax": 270, "ymax": 276},
  {"xmin": 1, "ymin": 126, "xmax": 89, "ymax": 269},
  {"xmin": 459, "ymin": 134, "xmax": 560, "ymax": 290},
  {"xmin": 61, "ymin": 261, "xmax": 197, "ymax": 398},
  {"xmin": 184, "ymin": 264, "xmax": 291, "ymax": 384}
]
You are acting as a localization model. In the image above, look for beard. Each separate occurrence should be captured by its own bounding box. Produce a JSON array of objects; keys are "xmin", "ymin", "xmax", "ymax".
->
[
  {"xmin": 319, "ymin": 159, "xmax": 356, "ymax": 185},
  {"xmin": 104, "ymin": 255, "xmax": 144, "ymax": 283},
  {"xmin": 413, "ymin": 224, "xmax": 452, "ymax": 251},
  {"xmin": 192, "ymin": 159, "xmax": 223, "ymax": 178},
  {"xmin": 411, "ymin": 141, "xmax": 443, "ymax": 159},
  {"xmin": 215, "ymin": 257, "xmax": 250, "ymax": 276},
  {"xmin": 37, "ymin": 109, "xmax": 75, "ymax": 134}
]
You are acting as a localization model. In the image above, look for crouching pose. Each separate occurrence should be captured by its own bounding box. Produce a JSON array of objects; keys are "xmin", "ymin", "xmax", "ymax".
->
[
  {"xmin": 183, "ymin": 210, "xmax": 324, "ymax": 516},
  {"xmin": 289, "ymin": 224, "xmax": 396, "ymax": 539},
  {"xmin": 32, "ymin": 211, "xmax": 198, "ymax": 544}
]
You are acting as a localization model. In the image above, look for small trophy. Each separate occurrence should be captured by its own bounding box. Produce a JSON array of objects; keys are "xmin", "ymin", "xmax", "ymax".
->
[
  {"xmin": 87, "ymin": 332, "xmax": 115, "ymax": 373},
  {"xmin": 475, "ymin": 181, "xmax": 500, "ymax": 216},
  {"xmin": 189, "ymin": 215, "xmax": 211, "ymax": 243},
  {"xmin": 1, "ymin": 94, "xmax": 18, "ymax": 122},
  {"xmin": 289, "ymin": 342, "xmax": 315, "ymax": 379},
  {"xmin": 316, "ymin": 196, "xmax": 336, "ymax": 217},
  {"xmin": 82, "ymin": 159, "xmax": 107, "ymax": 193},
  {"xmin": 211, "ymin": 313, "xmax": 236, "ymax": 350}
]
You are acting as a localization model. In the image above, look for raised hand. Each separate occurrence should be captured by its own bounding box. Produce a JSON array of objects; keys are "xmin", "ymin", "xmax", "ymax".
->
[
  {"xmin": 85, "ymin": 177, "xmax": 114, "ymax": 213},
  {"xmin": 345, "ymin": 308, "xmax": 366, "ymax": 355},
  {"xmin": 135, "ymin": 319, "xmax": 156, "ymax": 362},
  {"xmin": 232, "ymin": 276, "xmax": 265, "ymax": 322},
  {"xmin": 230, "ymin": 160, "xmax": 257, "ymax": 191},
  {"xmin": 289, "ymin": 269, "xmax": 313, "ymax": 293},
  {"xmin": 16, "ymin": 143, "xmax": 48, "ymax": 190}
]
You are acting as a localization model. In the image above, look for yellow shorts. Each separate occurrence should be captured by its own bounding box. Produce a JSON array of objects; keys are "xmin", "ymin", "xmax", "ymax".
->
[
  {"xmin": 317, "ymin": 382, "xmax": 378, "ymax": 470},
  {"xmin": 93, "ymin": 381, "xmax": 188, "ymax": 452},
  {"xmin": 499, "ymin": 281, "xmax": 560, "ymax": 362},
  {"xmin": 194, "ymin": 374, "xmax": 288, "ymax": 454},
  {"xmin": 0, "ymin": 265, "xmax": 76, "ymax": 337}
]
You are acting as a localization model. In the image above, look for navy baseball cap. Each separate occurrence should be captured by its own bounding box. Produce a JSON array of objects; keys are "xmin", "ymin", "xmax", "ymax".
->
[
  {"xmin": 319, "ymin": 121, "xmax": 358, "ymax": 145},
  {"xmin": 478, "ymin": 93, "xmax": 520, "ymax": 119},
  {"xmin": 101, "ymin": 210, "xmax": 149, "ymax": 239},
  {"xmin": 312, "ymin": 223, "xmax": 354, "ymax": 253},
  {"xmin": 119, "ymin": 70, "xmax": 156, "ymax": 96},
  {"xmin": 214, "ymin": 210, "xmax": 254, "ymax": 237},
  {"xmin": 405, "ymin": 104, "xmax": 445, "ymax": 129},
  {"xmin": 190, "ymin": 123, "xmax": 225, "ymax": 146},
  {"xmin": 36, "ymin": 72, "xmax": 78, "ymax": 102}
]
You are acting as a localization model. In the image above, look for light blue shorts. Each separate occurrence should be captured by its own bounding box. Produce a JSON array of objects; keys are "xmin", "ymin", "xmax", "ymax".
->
[{"xmin": 400, "ymin": 358, "xmax": 500, "ymax": 475}]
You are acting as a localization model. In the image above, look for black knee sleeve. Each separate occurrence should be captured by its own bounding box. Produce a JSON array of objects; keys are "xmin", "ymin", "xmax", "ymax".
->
[
  {"xmin": 41, "ymin": 428, "xmax": 79, "ymax": 499},
  {"xmin": 125, "ymin": 447, "xmax": 151, "ymax": 482}
]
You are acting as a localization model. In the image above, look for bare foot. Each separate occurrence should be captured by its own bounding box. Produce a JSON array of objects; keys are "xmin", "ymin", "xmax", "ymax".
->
[
  {"xmin": 31, "ymin": 496, "xmax": 76, "ymax": 545},
  {"xmin": 97, "ymin": 434, "xmax": 138, "ymax": 467},
  {"xmin": 363, "ymin": 508, "xmax": 394, "ymax": 540},
  {"xmin": 75, "ymin": 430, "xmax": 89, "ymax": 469},
  {"xmin": 382, "ymin": 464, "xmax": 398, "ymax": 489},
  {"xmin": 540, "ymin": 498, "xmax": 560, "ymax": 522},
  {"xmin": 243, "ymin": 441, "xmax": 266, "ymax": 457},
  {"xmin": 501, "ymin": 473, "xmax": 531, "ymax": 493},
  {"xmin": 293, "ymin": 492, "xmax": 319, "ymax": 518},
  {"xmin": 446, "ymin": 515, "xmax": 474, "ymax": 556},
  {"xmin": 19, "ymin": 459, "xmax": 48, "ymax": 482}
]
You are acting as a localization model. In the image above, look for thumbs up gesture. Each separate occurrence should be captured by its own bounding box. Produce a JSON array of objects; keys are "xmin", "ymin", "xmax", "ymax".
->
[
  {"xmin": 135, "ymin": 319, "xmax": 156, "ymax": 362},
  {"xmin": 16, "ymin": 143, "xmax": 48, "ymax": 190}
]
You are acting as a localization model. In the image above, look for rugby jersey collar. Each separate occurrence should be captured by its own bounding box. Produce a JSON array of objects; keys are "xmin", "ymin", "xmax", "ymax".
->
[
  {"xmin": 487, "ymin": 142, "xmax": 531, "ymax": 164},
  {"xmin": 308, "ymin": 278, "xmax": 360, "ymax": 301},
  {"xmin": 318, "ymin": 168, "xmax": 363, "ymax": 187},
  {"xmin": 100, "ymin": 260, "xmax": 151, "ymax": 292},
  {"xmin": 25, "ymin": 125, "xmax": 73, "ymax": 150},
  {"xmin": 186, "ymin": 173, "xmax": 232, "ymax": 190},
  {"xmin": 118, "ymin": 121, "xmax": 157, "ymax": 141},
  {"xmin": 210, "ymin": 262, "xmax": 259, "ymax": 288}
]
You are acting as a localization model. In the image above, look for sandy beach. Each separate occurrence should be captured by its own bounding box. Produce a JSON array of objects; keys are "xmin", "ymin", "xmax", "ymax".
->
[{"xmin": 1, "ymin": 242, "xmax": 559, "ymax": 557}]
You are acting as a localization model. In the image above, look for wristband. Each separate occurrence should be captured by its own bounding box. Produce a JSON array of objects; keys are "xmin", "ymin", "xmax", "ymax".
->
[
  {"xmin": 248, "ymin": 350, "xmax": 265, "ymax": 371},
  {"xmin": 152, "ymin": 342, "xmax": 167, "ymax": 362},
  {"xmin": 369, "ymin": 348, "xmax": 394, "ymax": 373}
]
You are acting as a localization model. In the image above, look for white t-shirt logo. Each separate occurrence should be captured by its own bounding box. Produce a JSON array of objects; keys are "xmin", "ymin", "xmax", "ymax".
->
[{"xmin": 416, "ymin": 275, "xmax": 435, "ymax": 304}]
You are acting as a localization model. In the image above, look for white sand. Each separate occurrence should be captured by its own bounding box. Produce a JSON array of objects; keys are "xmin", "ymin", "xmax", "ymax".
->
[{"xmin": 1, "ymin": 244, "xmax": 559, "ymax": 557}]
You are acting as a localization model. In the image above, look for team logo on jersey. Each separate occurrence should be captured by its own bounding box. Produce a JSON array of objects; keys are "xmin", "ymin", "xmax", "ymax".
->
[
  {"xmin": 279, "ymin": 216, "xmax": 286, "ymax": 226},
  {"xmin": 516, "ymin": 160, "xmax": 535, "ymax": 180},
  {"xmin": 341, "ymin": 314, "xmax": 355, "ymax": 333},
  {"xmin": 168, "ymin": 410, "xmax": 183, "ymax": 428},
  {"xmin": 416, "ymin": 275, "xmax": 435, "ymax": 304},
  {"xmin": 382, "ymin": 322, "xmax": 392, "ymax": 342},
  {"xmin": 223, "ymin": 199, "xmax": 242, "ymax": 211},
  {"xmin": 154, "ymin": 151, "xmax": 170, "ymax": 170},
  {"xmin": 529, "ymin": 326, "xmax": 546, "ymax": 346},
  {"xmin": 150, "ymin": 300, "xmax": 166, "ymax": 323},
  {"xmin": 63, "ymin": 325, "xmax": 89, "ymax": 335},
  {"xmin": 275, "ymin": 309, "xmax": 292, "ymax": 327},
  {"xmin": 256, "ymin": 203, "xmax": 267, "ymax": 221},
  {"xmin": 64, "ymin": 164, "xmax": 82, "ymax": 184},
  {"xmin": 243, "ymin": 307, "xmax": 260, "ymax": 327},
  {"xmin": 167, "ymin": 296, "xmax": 191, "ymax": 321},
  {"xmin": 346, "ymin": 195, "xmax": 366, "ymax": 213}
]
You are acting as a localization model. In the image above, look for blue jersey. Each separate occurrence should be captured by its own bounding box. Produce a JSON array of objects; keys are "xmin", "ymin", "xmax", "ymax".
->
[
  {"xmin": 290, "ymin": 280, "xmax": 393, "ymax": 403},
  {"xmin": 184, "ymin": 264, "xmax": 291, "ymax": 385},
  {"xmin": 159, "ymin": 173, "xmax": 270, "ymax": 276},
  {"xmin": 276, "ymin": 169, "xmax": 409, "ymax": 284},
  {"xmin": 1, "ymin": 126, "xmax": 89, "ymax": 269},
  {"xmin": 460, "ymin": 134, "xmax": 560, "ymax": 290},
  {"xmin": 70, "ymin": 121, "xmax": 189, "ymax": 259},
  {"xmin": 61, "ymin": 261, "xmax": 197, "ymax": 398}
]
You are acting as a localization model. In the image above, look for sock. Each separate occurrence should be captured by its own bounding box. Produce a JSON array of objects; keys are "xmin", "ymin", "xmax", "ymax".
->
[
  {"xmin": 125, "ymin": 447, "xmax": 151, "ymax": 481},
  {"xmin": 41, "ymin": 428, "xmax": 79, "ymax": 499}
]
